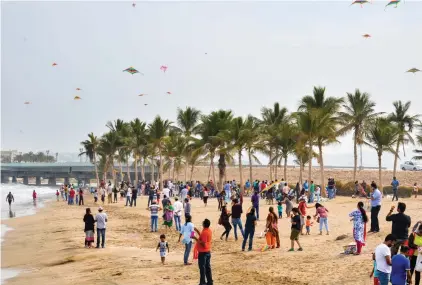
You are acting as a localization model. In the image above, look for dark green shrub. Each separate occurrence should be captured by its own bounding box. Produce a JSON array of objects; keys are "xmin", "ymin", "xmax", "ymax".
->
[
  {"xmin": 335, "ymin": 181, "xmax": 356, "ymax": 196},
  {"xmin": 382, "ymin": 186, "xmax": 415, "ymax": 198}
]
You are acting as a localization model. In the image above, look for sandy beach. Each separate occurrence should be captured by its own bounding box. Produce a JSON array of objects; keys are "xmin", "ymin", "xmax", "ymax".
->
[{"xmin": 2, "ymin": 187, "xmax": 422, "ymax": 285}]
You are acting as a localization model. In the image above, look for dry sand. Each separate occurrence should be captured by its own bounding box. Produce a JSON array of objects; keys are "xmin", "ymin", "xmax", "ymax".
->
[
  {"xmin": 175, "ymin": 166, "xmax": 422, "ymax": 187},
  {"xmin": 2, "ymin": 191, "xmax": 422, "ymax": 285}
]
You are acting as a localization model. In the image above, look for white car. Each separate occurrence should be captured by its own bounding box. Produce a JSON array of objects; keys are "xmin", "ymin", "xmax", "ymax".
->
[{"xmin": 400, "ymin": 161, "xmax": 422, "ymax": 171}]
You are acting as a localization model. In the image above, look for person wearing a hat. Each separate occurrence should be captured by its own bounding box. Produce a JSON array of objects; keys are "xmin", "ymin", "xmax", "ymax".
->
[{"xmin": 95, "ymin": 206, "xmax": 108, "ymax": 248}]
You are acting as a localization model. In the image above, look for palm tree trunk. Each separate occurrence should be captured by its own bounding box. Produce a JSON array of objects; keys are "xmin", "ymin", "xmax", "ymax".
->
[
  {"xmin": 248, "ymin": 150, "xmax": 253, "ymax": 187},
  {"xmin": 126, "ymin": 157, "xmax": 131, "ymax": 184},
  {"xmin": 308, "ymin": 139, "xmax": 313, "ymax": 183},
  {"xmin": 207, "ymin": 163, "xmax": 212, "ymax": 181},
  {"xmin": 218, "ymin": 154, "xmax": 226, "ymax": 191},
  {"xmin": 269, "ymin": 148, "xmax": 273, "ymax": 181},
  {"xmin": 211, "ymin": 152, "xmax": 217, "ymax": 190},
  {"xmin": 393, "ymin": 140, "xmax": 400, "ymax": 177},
  {"xmin": 274, "ymin": 150, "xmax": 278, "ymax": 180},
  {"xmin": 299, "ymin": 162, "xmax": 303, "ymax": 185},
  {"xmin": 283, "ymin": 156, "xmax": 287, "ymax": 182},
  {"xmin": 151, "ymin": 161, "xmax": 155, "ymax": 183},
  {"xmin": 318, "ymin": 141, "xmax": 324, "ymax": 191},
  {"xmin": 111, "ymin": 159, "xmax": 117, "ymax": 185},
  {"xmin": 353, "ymin": 130, "xmax": 358, "ymax": 182},
  {"xmin": 134, "ymin": 156, "xmax": 138, "ymax": 184},
  {"xmin": 141, "ymin": 158, "xmax": 145, "ymax": 181},
  {"xmin": 159, "ymin": 150, "xmax": 163, "ymax": 190},
  {"xmin": 172, "ymin": 162, "xmax": 176, "ymax": 181},
  {"xmin": 378, "ymin": 152, "xmax": 383, "ymax": 191},
  {"xmin": 93, "ymin": 153, "xmax": 100, "ymax": 187},
  {"xmin": 238, "ymin": 150, "xmax": 243, "ymax": 194},
  {"xmin": 119, "ymin": 161, "xmax": 123, "ymax": 182},
  {"xmin": 190, "ymin": 164, "xmax": 194, "ymax": 181},
  {"xmin": 184, "ymin": 161, "xmax": 188, "ymax": 182}
]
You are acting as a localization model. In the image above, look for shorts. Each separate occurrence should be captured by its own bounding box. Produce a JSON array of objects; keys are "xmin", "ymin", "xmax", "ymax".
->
[
  {"xmin": 300, "ymin": 216, "xmax": 305, "ymax": 226},
  {"xmin": 160, "ymin": 252, "xmax": 166, "ymax": 257},
  {"xmin": 290, "ymin": 229, "xmax": 300, "ymax": 241}
]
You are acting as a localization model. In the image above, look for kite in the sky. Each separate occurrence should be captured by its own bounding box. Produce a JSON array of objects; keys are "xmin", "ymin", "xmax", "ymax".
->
[
  {"xmin": 52, "ymin": 63, "xmax": 57, "ymax": 67},
  {"xmin": 24, "ymin": 101, "xmax": 31, "ymax": 105},
  {"xmin": 144, "ymin": 104, "xmax": 148, "ymax": 106},
  {"xmin": 362, "ymin": 34, "xmax": 371, "ymax": 38},
  {"xmin": 160, "ymin": 65, "xmax": 168, "ymax": 73},
  {"xmin": 138, "ymin": 93, "xmax": 147, "ymax": 96},
  {"xmin": 123, "ymin": 67, "xmax": 143, "ymax": 75},
  {"xmin": 74, "ymin": 96, "xmax": 81, "ymax": 100},
  {"xmin": 385, "ymin": 0, "xmax": 401, "ymax": 10},
  {"xmin": 76, "ymin": 88, "xmax": 82, "ymax": 91},
  {"xmin": 132, "ymin": 2, "xmax": 136, "ymax": 7},
  {"xmin": 406, "ymin": 68, "xmax": 420, "ymax": 73},
  {"xmin": 166, "ymin": 92, "xmax": 172, "ymax": 95},
  {"xmin": 350, "ymin": 0, "xmax": 370, "ymax": 7}
]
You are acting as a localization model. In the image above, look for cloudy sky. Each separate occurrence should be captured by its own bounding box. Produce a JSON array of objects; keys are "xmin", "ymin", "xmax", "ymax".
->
[{"xmin": 1, "ymin": 1, "xmax": 421, "ymax": 168}]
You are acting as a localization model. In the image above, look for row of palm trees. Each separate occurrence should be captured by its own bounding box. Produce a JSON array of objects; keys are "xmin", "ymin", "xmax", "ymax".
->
[{"xmin": 80, "ymin": 87, "xmax": 421, "ymax": 190}]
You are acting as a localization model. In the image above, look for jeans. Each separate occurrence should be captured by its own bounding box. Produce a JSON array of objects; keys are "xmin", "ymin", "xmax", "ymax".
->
[
  {"xmin": 316, "ymin": 193, "xmax": 320, "ymax": 202},
  {"xmin": 319, "ymin": 217, "xmax": 329, "ymax": 232},
  {"xmin": 96, "ymin": 228, "xmax": 106, "ymax": 248},
  {"xmin": 183, "ymin": 241, "xmax": 192, "ymax": 264},
  {"xmin": 370, "ymin": 205, "xmax": 381, "ymax": 232},
  {"xmin": 242, "ymin": 228, "xmax": 254, "ymax": 250},
  {"xmin": 232, "ymin": 218, "xmax": 244, "ymax": 240},
  {"xmin": 198, "ymin": 252, "xmax": 213, "ymax": 285},
  {"xmin": 130, "ymin": 197, "xmax": 137, "ymax": 207},
  {"xmin": 79, "ymin": 197, "xmax": 84, "ymax": 205},
  {"xmin": 309, "ymin": 193, "xmax": 314, "ymax": 203},
  {"xmin": 125, "ymin": 196, "xmax": 131, "ymax": 206},
  {"xmin": 148, "ymin": 197, "xmax": 153, "ymax": 207},
  {"xmin": 254, "ymin": 205, "xmax": 259, "ymax": 220},
  {"xmin": 174, "ymin": 215, "xmax": 181, "ymax": 232},
  {"xmin": 376, "ymin": 271, "xmax": 389, "ymax": 285},
  {"xmin": 151, "ymin": 216, "xmax": 158, "ymax": 232},
  {"xmin": 392, "ymin": 189, "xmax": 398, "ymax": 201},
  {"xmin": 113, "ymin": 193, "xmax": 118, "ymax": 203},
  {"xmin": 68, "ymin": 197, "xmax": 73, "ymax": 205}
]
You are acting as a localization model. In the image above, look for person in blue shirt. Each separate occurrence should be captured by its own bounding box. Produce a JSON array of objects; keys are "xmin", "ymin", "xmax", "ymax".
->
[
  {"xmin": 391, "ymin": 177, "xmax": 399, "ymax": 201},
  {"xmin": 303, "ymin": 180, "xmax": 309, "ymax": 192},
  {"xmin": 390, "ymin": 245, "xmax": 411, "ymax": 285},
  {"xmin": 368, "ymin": 182, "xmax": 382, "ymax": 233}
]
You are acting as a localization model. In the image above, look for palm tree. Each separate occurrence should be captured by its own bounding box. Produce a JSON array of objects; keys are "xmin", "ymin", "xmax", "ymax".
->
[
  {"xmin": 298, "ymin": 86, "xmax": 343, "ymax": 187},
  {"xmin": 388, "ymin": 101, "xmax": 420, "ymax": 176},
  {"xmin": 176, "ymin": 107, "xmax": 201, "ymax": 181},
  {"xmin": 364, "ymin": 118, "xmax": 399, "ymax": 189},
  {"xmin": 106, "ymin": 119, "xmax": 130, "ymax": 182},
  {"xmin": 98, "ymin": 131, "xmax": 121, "ymax": 184},
  {"xmin": 339, "ymin": 89, "xmax": 381, "ymax": 182},
  {"xmin": 148, "ymin": 116, "xmax": 172, "ymax": 190},
  {"xmin": 79, "ymin": 132, "xmax": 100, "ymax": 186},
  {"xmin": 271, "ymin": 122, "xmax": 297, "ymax": 181},
  {"xmin": 413, "ymin": 132, "xmax": 422, "ymax": 160},
  {"xmin": 163, "ymin": 131, "xmax": 187, "ymax": 181},
  {"xmin": 260, "ymin": 103, "xmax": 288, "ymax": 180},
  {"xmin": 129, "ymin": 119, "xmax": 148, "ymax": 183},
  {"xmin": 242, "ymin": 116, "xmax": 263, "ymax": 185}
]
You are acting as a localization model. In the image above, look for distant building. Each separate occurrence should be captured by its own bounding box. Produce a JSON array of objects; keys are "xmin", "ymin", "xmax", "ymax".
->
[{"xmin": 1, "ymin": 149, "xmax": 18, "ymax": 163}]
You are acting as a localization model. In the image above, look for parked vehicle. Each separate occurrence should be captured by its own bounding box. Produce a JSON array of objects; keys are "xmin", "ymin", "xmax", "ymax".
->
[{"xmin": 400, "ymin": 161, "xmax": 422, "ymax": 171}]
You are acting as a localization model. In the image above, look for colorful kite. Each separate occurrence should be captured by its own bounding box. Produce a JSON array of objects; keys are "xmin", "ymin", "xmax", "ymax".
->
[
  {"xmin": 123, "ymin": 67, "xmax": 143, "ymax": 75},
  {"xmin": 52, "ymin": 63, "xmax": 57, "ymax": 67},
  {"xmin": 160, "ymin": 65, "xmax": 168, "ymax": 73},
  {"xmin": 24, "ymin": 101, "xmax": 31, "ymax": 105},
  {"xmin": 406, "ymin": 68, "xmax": 420, "ymax": 73},
  {"xmin": 362, "ymin": 34, "xmax": 371, "ymax": 38},
  {"xmin": 350, "ymin": 0, "xmax": 370, "ymax": 7},
  {"xmin": 166, "ymin": 91, "xmax": 172, "ymax": 95},
  {"xmin": 74, "ymin": 96, "xmax": 81, "ymax": 100},
  {"xmin": 385, "ymin": 0, "xmax": 400, "ymax": 10},
  {"xmin": 138, "ymin": 93, "xmax": 147, "ymax": 96}
]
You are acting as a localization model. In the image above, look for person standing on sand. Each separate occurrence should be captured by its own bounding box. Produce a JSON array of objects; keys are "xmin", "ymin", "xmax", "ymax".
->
[
  {"xmin": 391, "ymin": 177, "xmax": 400, "ymax": 201},
  {"xmin": 219, "ymin": 206, "xmax": 232, "ymax": 241},
  {"xmin": 79, "ymin": 188, "xmax": 84, "ymax": 206},
  {"xmin": 184, "ymin": 198, "xmax": 191, "ymax": 221},
  {"xmin": 64, "ymin": 186, "xmax": 68, "ymax": 201},
  {"xmin": 242, "ymin": 207, "xmax": 257, "ymax": 251},
  {"xmin": 60, "ymin": 186, "xmax": 64, "ymax": 201},
  {"xmin": 251, "ymin": 191, "xmax": 260, "ymax": 220},
  {"xmin": 298, "ymin": 197, "xmax": 312, "ymax": 235},
  {"xmin": 125, "ymin": 187, "xmax": 131, "ymax": 206},
  {"xmin": 374, "ymin": 234, "xmax": 397, "ymax": 285},
  {"xmin": 107, "ymin": 182, "xmax": 113, "ymax": 204},
  {"xmin": 69, "ymin": 187, "xmax": 75, "ymax": 205},
  {"xmin": 6, "ymin": 192, "xmax": 14, "ymax": 209},
  {"xmin": 309, "ymin": 181, "xmax": 315, "ymax": 203},
  {"xmin": 386, "ymin": 202, "xmax": 411, "ymax": 257},
  {"xmin": 203, "ymin": 187, "xmax": 209, "ymax": 207},
  {"xmin": 265, "ymin": 206, "xmax": 279, "ymax": 249},
  {"xmin": 148, "ymin": 201, "xmax": 162, "ymax": 232},
  {"xmin": 178, "ymin": 215, "xmax": 195, "ymax": 265},
  {"xmin": 413, "ymin": 183, "xmax": 419, "ymax": 199},
  {"xmin": 193, "ymin": 219, "xmax": 213, "ymax": 285},
  {"xmin": 368, "ymin": 182, "xmax": 382, "ymax": 233},
  {"xmin": 349, "ymin": 201, "xmax": 368, "ymax": 255},
  {"xmin": 130, "ymin": 186, "xmax": 138, "ymax": 207},
  {"xmin": 314, "ymin": 203, "xmax": 329, "ymax": 235},
  {"xmin": 173, "ymin": 197, "xmax": 183, "ymax": 232},
  {"xmin": 83, "ymin": 208, "xmax": 95, "ymax": 248},
  {"xmin": 231, "ymin": 198, "xmax": 244, "ymax": 241},
  {"xmin": 289, "ymin": 208, "xmax": 303, "ymax": 252},
  {"xmin": 95, "ymin": 206, "xmax": 108, "ymax": 248},
  {"xmin": 112, "ymin": 185, "xmax": 118, "ymax": 203}
]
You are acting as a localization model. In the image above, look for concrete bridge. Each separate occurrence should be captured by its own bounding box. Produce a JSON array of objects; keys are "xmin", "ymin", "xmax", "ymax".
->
[{"xmin": 0, "ymin": 163, "xmax": 153, "ymax": 186}]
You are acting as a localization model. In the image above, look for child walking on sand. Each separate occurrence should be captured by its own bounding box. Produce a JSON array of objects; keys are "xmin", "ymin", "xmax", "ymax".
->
[
  {"xmin": 94, "ymin": 189, "xmax": 98, "ymax": 203},
  {"xmin": 156, "ymin": 234, "xmax": 169, "ymax": 265},
  {"xmin": 305, "ymin": 216, "xmax": 313, "ymax": 235},
  {"xmin": 289, "ymin": 208, "xmax": 303, "ymax": 252},
  {"xmin": 277, "ymin": 201, "xmax": 283, "ymax": 219},
  {"xmin": 369, "ymin": 253, "xmax": 379, "ymax": 285},
  {"xmin": 56, "ymin": 190, "xmax": 60, "ymax": 201}
]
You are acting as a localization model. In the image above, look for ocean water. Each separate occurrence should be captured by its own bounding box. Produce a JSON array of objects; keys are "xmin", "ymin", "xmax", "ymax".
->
[{"xmin": 1, "ymin": 183, "xmax": 57, "ymax": 284}]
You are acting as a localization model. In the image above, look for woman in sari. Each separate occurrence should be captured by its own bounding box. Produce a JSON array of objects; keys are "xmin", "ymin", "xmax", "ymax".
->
[
  {"xmin": 163, "ymin": 201, "xmax": 174, "ymax": 229},
  {"xmin": 349, "ymin": 201, "xmax": 368, "ymax": 255},
  {"xmin": 265, "ymin": 207, "xmax": 280, "ymax": 249},
  {"xmin": 83, "ymin": 208, "xmax": 95, "ymax": 248}
]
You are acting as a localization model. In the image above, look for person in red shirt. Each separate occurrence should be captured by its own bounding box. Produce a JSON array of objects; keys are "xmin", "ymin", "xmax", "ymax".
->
[
  {"xmin": 193, "ymin": 219, "xmax": 213, "ymax": 285},
  {"xmin": 69, "ymin": 188, "xmax": 76, "ymax": 205},
  {"xmin": 32, "ymin": 190, "xmax": 37, "ymax": 201},
  {"xmin": 298, "ymin": 197, "xmax": 313, "ymax": 235}
]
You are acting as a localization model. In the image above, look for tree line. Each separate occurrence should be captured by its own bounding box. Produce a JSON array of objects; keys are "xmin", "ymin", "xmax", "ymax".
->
[
  {"xmin": 4, "ymin": 151, "xmax": 58, "ymax": 163},
  {"xmin": 79, "ymin": 87, "xmax": 422, "ymax": 190}
]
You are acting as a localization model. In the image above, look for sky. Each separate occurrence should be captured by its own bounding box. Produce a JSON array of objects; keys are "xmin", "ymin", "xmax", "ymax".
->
[{"xmin": 1, "ymin": 1, "xmax": 422, "ymax": 169}]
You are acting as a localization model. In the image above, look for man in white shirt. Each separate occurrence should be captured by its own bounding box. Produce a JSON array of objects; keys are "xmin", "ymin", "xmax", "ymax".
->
[
  {"xmin": 180, "ymin": 186, "xmax": 188, "ymax": 206},
  {"xmin": 374, "ymin": 234, "xmax": 397, "ymax": 285},
  {"xmin": 162, "ymin": 187, "xmax": 170, "ymax": 199},
  {"xmin": 107, "ymin": 182, "xmax": 113, "ymax": 204},
  {"xmin": 95, "ymin": 207, "xmax": 108, "ymax": 248},
  {"xmin": 173, "ymin": 197, "xmax": 183, "ymax": 231},
  {"xmin": 369, "ymin": 182, "xmax": 382, "ymax": 233}
]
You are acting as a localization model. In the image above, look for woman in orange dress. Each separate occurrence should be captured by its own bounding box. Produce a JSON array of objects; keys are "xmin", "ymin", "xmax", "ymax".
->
[{"xmin": 265, "ymin": 207, "xmax": 280, "ymax": 249}]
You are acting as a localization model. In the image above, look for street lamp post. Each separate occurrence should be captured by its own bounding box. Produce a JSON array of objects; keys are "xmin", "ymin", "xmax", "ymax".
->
[{"xmin": 46, "ymin": 150, "xmax": 50, "ymax": 163}]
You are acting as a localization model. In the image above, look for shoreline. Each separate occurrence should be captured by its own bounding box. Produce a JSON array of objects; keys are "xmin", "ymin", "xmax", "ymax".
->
[{"xmin": 1, "ymin": 193, "xmax": 422, "ymax": 285}]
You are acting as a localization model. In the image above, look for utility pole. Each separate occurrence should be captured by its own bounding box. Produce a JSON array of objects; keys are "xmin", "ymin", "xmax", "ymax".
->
[
  {"xmin": 46, "ymin": 150, "xmax": 50, "ymax": 162},
  {"xmin": 55, "ymin": 152, "xmax": 58, "ymax": 163},
  {"xmin": 79, "ymin": 148, "xmax": 84, "ymax": 163}
]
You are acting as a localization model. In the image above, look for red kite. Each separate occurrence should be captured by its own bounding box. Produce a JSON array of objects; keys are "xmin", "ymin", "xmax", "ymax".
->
[
  {"xmin": 76, "ymin": 88, "xmax": 82, "ymax": 91},
  {"xmin": 385, "ymin": 0, "xmax": 401, "ymax": 10},
  {"xmin": 52, "ymin": 63, "xmax": 57, "ymax": 67},
  {"xmin": 166, "ymin": 92, "xmax": 172, "ymax": 95},
  {"xmin": 160, "ymin": 65, "xmax": 168, "ymax": 73}
]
